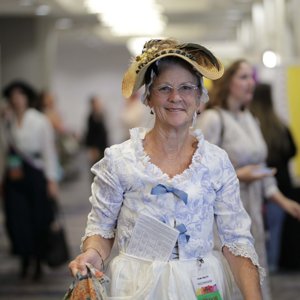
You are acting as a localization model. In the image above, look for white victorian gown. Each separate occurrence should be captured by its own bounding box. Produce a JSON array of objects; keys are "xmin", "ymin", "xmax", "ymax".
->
[{"xmin": 81, "ymin": 127, "xmax": 264, "ymax": 300}]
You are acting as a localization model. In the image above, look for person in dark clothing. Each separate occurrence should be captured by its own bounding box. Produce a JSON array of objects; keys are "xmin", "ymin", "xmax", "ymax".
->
[
  {"xmin": 250, "ymin": 82, "xmax": 300, "ymax": 272},
  {"xmin": 1, "ymin": 80, "xmax": 58, "ymax": 280},
  {"xmin": 85, "ymin": 96, "xmax": 108, "ymax": 168}
]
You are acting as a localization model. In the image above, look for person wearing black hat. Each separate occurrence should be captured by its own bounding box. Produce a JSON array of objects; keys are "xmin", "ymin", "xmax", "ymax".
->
[
  {"xmin": 68, "ymin": 39, "xmax": 263, "ymax": 299},
  {"xmin": 1, "ymin": 80, "xmax": 58, "ymax": 280}
]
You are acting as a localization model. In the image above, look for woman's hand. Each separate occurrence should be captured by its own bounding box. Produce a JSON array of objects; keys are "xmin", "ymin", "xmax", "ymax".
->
[
  {"xmin": 68, "ymin": 248, "xmax": 104, "ymax": 277},
  {"xmin": 236, "ymin": 165, "xmax": 276, "ymax": 183},
  {"xmin": 269, "ymin": 191, "xmax": 300, "ymax": 221},
  {"xmin": 47, "ymin": 180, "xmax": 59, "ymax": 199},
  {"xmin": 70, "ymin": 235, "xmax": 114, "ymax": 277},
  {"xmin": 280, "ymin": 197, "xmax": 300, "ymax": 220}
]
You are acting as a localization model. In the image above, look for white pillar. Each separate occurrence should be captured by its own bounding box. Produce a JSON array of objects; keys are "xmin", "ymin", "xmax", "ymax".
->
[
  {"xmin": 36, "ymin": 18, "xmax": 58, "ymax": 90},
  {"xmin": 288, "ymin": 0, "xmax": 300, "ymax": 59},
  {"xmin": 274, "ymin": 0, "xmax": 286, "ymax": 61}
]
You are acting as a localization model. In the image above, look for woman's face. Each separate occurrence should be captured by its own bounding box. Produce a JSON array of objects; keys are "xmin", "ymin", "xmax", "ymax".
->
[
  {"xmin": 148, "ymin": 63, "xmax": 201, "ymax": 129},
  {"xmin": 229, "ymin": 62, "xmax": 255, "ymax": 106},
  {"xmin": 43, "ymin": 92, "xmax": 54, "ymax": 108},
  {"xmin": 9, "ymin": 88, "xmax": 28, "ymax": 113}
]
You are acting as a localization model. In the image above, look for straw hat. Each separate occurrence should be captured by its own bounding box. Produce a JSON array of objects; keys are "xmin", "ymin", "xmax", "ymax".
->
[{"xmin": 122, "ymin": 39, "xmax": 224, "ymax": 98}]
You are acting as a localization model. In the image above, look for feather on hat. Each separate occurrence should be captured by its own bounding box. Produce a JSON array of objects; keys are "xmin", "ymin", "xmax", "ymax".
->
[{"xmin": 122, "ymin": 39, "xmax": 224, "ymax": 98}]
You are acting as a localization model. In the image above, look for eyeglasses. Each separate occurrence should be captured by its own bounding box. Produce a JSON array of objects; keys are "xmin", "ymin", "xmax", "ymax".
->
[{"xmin": 151, "ymin": 83, "xmax": 200, "ymax": 98}]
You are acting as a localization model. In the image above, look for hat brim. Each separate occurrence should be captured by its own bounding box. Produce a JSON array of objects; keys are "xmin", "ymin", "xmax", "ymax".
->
[{"xmin": 122, "ymin": 52, "xmax": 224, "ymax": 99}]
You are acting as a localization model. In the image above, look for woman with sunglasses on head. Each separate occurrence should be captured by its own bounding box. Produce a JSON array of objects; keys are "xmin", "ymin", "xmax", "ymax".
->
[
  {"xmin": 68, "ymin": 40, "xmax": 263, "ymax": 299},
  {"xmin": 196, "ymin": 60, "xmax": 300, "ymax": 300}
]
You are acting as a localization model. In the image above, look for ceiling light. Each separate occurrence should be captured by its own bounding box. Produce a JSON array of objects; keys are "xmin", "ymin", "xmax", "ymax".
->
[
  {"xmin": 35, "ymin": 4, "xmax": 50, "ymax": 16},
  {"xmin": 84, "ymin": 0, "xmax": 166, "ymax": 36},
  {"xmin": 127, "ymin": 37, "xmax": 165, "ymax": 56},
  {"xmin": 262, "ymin": 50, "xmax": 278, "ymax": 68}
]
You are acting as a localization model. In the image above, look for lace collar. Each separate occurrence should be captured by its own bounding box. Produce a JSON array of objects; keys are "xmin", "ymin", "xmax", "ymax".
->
[{"xmin": 129, "ymin": 127, "xmax": 205, "ymax": 184}]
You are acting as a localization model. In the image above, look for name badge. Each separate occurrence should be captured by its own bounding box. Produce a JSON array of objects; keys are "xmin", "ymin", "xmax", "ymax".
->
[{"xmin": 192, "ymin": 261, "xmax": 222, "ymax": 300}]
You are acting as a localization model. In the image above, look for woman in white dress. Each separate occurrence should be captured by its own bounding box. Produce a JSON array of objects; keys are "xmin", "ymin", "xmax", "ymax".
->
[
  {"xmin": 1, "ymin": 81, "xmax": 59, "ymax": 280},
  {"xmin": 69, "ymin": 40, "xmax": 264, "ymax": 299},
  {"xmin": 196, "ymin": 59, "xmax": 300, "ymax": 300}
]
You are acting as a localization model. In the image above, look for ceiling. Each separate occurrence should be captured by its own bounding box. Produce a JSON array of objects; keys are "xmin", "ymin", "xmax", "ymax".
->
[{"xmin": 0, "ymin": 0, "xmax": 277, "ymax": 60}]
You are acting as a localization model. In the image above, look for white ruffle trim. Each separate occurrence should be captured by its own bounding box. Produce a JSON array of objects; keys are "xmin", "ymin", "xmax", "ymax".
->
[
  {"xmin": 223, "ymin": 242, "xmax": 266, "ymax": 284},
  {"xmin": 129, "ymin": 127, "xmax": 205, "ymax": 183},
  {"xmin": 80, "ymin": 230, "xmax": 115, "ymax": 252}
]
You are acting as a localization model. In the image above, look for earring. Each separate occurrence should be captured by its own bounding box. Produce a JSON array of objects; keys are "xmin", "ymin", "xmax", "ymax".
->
[{"xmin": 192, "ymin": 111, "xmax": 197, "ymax": 128}]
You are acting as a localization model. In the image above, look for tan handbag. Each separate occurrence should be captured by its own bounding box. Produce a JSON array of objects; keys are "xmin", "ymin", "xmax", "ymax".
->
[{"xmin": 63, "ymin": 264, "xmax": 110, "ymax": 300}]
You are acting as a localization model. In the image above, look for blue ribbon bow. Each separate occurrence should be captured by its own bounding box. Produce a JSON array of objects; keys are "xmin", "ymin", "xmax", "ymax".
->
[
  {"xmin": 151, "ymin": 184, "xmax": 188, "ymax": 205},
  {"xmin": 176, "ymin": 223, "xmax": 190, "ymax": 243}
]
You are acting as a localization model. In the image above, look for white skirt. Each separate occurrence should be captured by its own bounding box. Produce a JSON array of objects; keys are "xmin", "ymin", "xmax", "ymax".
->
[{"xmin": 104, "ymin": 251, "xmax": 235, "ymax": 300}]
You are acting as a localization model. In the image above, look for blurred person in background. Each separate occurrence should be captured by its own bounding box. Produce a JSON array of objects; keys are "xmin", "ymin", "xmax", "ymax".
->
[
  {"xmin": 38, "ymin": 90, "xmax": 66, "ymax": 181},
  {"xmin": 0, "ymin": 101, "xmax": 11, "ymax": 193},
  {"xmin": 0, "ymin": 80, "xmax": 58, "ymax": 280},
  {"xmin": 38, "ymin": 90, "xmax": 66, "ymax": 135},
  {"xmin": 196, "ymin": 59, "xmax": 300, "ymax": 300},
  {"xmin": 85, "ymin": 95, "xmax": 108, "ymax": 169},
  {"xmin": 250, "ymin": 82, "xmax": 300, "ymax": 272},
  {"xmin": 121, "ymin": 91, "xmax": 153, "ymax": 140},
  {"xmin": 68, "ymin": 39, "xmax": 265, "ymax": 300},
  {"xmin": 38, "ymin": 90, "xmax": 80, "ymax": 182}
]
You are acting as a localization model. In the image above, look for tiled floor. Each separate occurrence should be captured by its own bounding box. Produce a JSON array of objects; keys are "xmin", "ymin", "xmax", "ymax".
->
[{"xmin": 0, "ymin": 153, "xmax": 299, "ymax": 299}]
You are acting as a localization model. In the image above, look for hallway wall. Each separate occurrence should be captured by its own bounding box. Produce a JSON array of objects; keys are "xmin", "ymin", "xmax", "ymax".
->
[
  {"xmin": 0, "ymin": 17, "xmax": 39, "ymax": 89},
  {"xmin": 52, "ymin": 35, "xmax": 131, "ymax": 144},
  {"xmin": 0, "ymin": 18, "xmax": 133, "ymax": 145}
]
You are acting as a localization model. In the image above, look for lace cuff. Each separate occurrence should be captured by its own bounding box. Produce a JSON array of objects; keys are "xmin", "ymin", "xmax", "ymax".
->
[
  {"xmin": 80, "ymin": 229, "xmax": 115, "ymax": 252},
  {"xmin": 223, "ymin": 242, "xmax": 266, "ymax": 284}
]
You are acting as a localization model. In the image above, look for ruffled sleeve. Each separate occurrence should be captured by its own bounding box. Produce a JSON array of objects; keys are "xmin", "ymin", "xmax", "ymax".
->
[
  {"xmin": 213, "ymin": 150, "xmax": 265, "ymax": 282},
  {"xmin": 261, "ymin": 175, "xmax": 279, "ymax": 198},
  {"xmin": 81, "ymin": 146, "xmax": 124, "ymax": 247}
]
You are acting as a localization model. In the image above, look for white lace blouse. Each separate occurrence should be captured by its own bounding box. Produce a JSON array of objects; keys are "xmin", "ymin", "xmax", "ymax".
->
[
  {"xmin": 6, "ymin": 108, "xmax": 58, "ymax": 181},
  {"xmin": 82, "ymin": 127, "xmax": 262, "ymax": 273}
]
